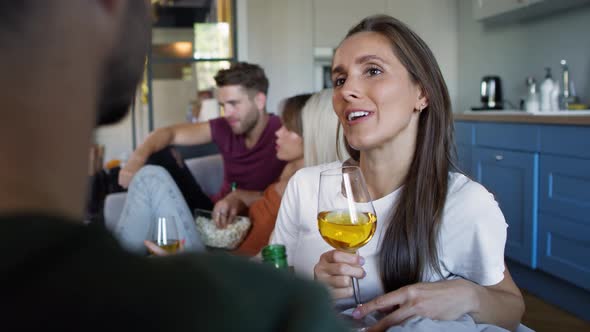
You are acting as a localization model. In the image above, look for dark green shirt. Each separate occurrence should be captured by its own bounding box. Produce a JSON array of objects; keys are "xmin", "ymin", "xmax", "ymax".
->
[{"xmin": 0, "ymin": 215, "xmax": 348, "ymax": 331}]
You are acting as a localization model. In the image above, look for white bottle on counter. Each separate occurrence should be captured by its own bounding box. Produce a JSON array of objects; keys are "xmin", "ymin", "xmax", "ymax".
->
[
  {"xmin": 550, "ymin": 84, "xmax": 560, "ymax": 112},
  {"xmin": 525, "ymin": 77, "xmax": 540, "ymax": 113},
  {"xmin": 540, "ymin": 67, "xmax": 555, "ymax": 112}
]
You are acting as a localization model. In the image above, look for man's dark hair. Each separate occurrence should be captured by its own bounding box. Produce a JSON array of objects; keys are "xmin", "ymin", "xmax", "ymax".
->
[{"xmin": 214, "ymin": 62, "xmax": 269, "ymax": 96}]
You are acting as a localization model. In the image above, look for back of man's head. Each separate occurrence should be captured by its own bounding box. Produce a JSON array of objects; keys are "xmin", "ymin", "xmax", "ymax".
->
[
  {"xmin": 0, "ymin": 2, "xmax": 46, "ymax": 54},
  {"xmin": 214, "ymin": 62, "xmax": 269, "ymax": 96},
  {"xmin": 0, "ymin": 1, "xmax": 149, "ymax": 127}
]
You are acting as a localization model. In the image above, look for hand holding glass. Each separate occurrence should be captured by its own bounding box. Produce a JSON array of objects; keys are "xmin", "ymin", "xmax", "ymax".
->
[{"xmin": 317, "ymin": 166, "xmax": 377, "ymax": 329}]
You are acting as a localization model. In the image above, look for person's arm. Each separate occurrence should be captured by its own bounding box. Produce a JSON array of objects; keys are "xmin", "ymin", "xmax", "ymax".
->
[
  {"xmin": 469, "ymin": 267, "xmax": 524, "ymax": 331},
  {"xmin": 229, "ymin": 189, "xmax": 263, "ymax": 207},
  {"xmin": 351, "ymin": 266, "xmax": 524, "ymax": 332},
  {"xmin": 119, "ymin": 122, "xmax": 212, "ymax": 188}
]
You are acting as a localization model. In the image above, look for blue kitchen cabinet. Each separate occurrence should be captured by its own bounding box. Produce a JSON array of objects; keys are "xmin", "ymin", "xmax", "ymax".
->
[
  {"xmin": 472, "ymin": 147, "xmax": 538, "ymax": 268},
  {"xmin": 455, "ymin": 119, "xmax": 590, "ymax": 320},
  {"xmin": 537, "ymin": 155, "xmax": 590, "ymax": 291}
]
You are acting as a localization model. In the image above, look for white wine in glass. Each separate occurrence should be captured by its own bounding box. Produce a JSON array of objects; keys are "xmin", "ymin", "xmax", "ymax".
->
[
  {"xmin": 317, "ymin": 166, "xmax": 377, "ymax": 331},
  {"xmin": 318, "ymin": 210, "xmax": 376, "ymax": 252}
]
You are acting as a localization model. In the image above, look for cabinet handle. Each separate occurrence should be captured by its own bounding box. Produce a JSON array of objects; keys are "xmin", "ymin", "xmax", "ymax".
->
[{"xmin": 495, "ymin": 154, "xmax": 504, "ymax": 161}]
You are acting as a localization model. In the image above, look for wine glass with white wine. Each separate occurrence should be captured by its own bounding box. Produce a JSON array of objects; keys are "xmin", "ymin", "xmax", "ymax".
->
[
  {"xmin": 317, "ymin": 166, "xmax": 377, "ymax": 331},
  {"xmin": 150, "ymin": 216, "xmax": 181, "ymax": 255}
]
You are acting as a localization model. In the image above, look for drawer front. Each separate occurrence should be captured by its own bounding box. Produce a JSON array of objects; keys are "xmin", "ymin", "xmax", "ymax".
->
[
  {"xmin": 540, "ymin": 125, "xmax": 590, "ymax": 159},
  {"xmin": 538, "ymin": 213, "xmax": 590, "ymax": 291},
  {"xmin": 472, "ymin": 147, "xmax": 538, "ymax": 268},
  {"xmin": 540, "ymin": 155, "xmax": 590, "ymax": 222},
  {"xmin": 455, "ymin": 121, "xmax": 474, "ymax": 145},
  {"xmin": 475, "ymin": 122, "xmax": 540, "ymax": 152}
]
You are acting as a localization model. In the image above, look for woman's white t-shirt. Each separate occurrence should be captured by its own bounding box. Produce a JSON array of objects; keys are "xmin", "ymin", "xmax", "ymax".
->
[{"xmin": 270, "ymin": 161, "xmax": 507, "ymax": 309}]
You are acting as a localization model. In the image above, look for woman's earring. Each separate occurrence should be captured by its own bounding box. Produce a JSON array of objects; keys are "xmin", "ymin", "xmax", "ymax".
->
[{"xmin": 420, "ymin": 104, "xmax": 426, "ymax": 111}]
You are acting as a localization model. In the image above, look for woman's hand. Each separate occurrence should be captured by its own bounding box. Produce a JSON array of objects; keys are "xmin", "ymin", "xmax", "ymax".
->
[
  {"xmin": 144, "ymin": 240, "xmax": 185, "ymax": 256},
  {"xmin": 313, "ymin": 249, "xmax": 366, "ymax": 299},
  {"xmin": 352, "ymin": 279, "xmax": 476, "ymax": 332},
  {"xmin": 212, "ymin": 191, "xmax": 247, "ymax": 228}
]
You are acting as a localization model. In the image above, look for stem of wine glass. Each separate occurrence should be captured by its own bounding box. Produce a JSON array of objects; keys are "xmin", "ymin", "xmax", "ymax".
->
[
  {"xmin": 351, "ymin": 249, "xmax": 362, "ymax": 306},
  {"xmin": 352, "ymin": 276, "xmax": 362, "ymax": 306}
]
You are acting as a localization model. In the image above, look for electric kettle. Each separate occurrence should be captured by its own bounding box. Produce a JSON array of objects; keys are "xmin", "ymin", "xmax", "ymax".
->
[{"xmin": 479, "ymin": 75, "xmax": 503, "ymax": 110}]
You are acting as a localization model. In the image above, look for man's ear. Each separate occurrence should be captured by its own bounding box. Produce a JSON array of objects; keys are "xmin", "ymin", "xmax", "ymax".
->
[{"xmin": 254, "ymin": 92, "xmax": 267, "ymax": 112}]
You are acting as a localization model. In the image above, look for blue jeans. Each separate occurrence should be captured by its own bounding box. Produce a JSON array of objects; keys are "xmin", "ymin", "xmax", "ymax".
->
[{"xmin": 113, "ymin": 165, "xmax": 205, "ymax": 254}]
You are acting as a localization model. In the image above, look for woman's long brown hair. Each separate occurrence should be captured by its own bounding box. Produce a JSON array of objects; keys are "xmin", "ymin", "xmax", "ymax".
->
[{"xmin": 342, "ymin": 15, "xmax": 456, "ymax": 292}]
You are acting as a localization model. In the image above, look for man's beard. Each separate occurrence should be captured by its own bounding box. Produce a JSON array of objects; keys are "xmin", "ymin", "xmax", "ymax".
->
[
  {"xmin": 96, "ymin": 2, "xmax": 150, "ymax": 127},
  {"xmin": 232, "ymin": 106, "xmax": 260, "ymax": 135}
]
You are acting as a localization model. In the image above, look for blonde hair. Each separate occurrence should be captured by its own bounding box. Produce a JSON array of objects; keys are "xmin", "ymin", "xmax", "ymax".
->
[{"xmin": 302, "ymin": 89, "xmax": 349, "ymax": 167}]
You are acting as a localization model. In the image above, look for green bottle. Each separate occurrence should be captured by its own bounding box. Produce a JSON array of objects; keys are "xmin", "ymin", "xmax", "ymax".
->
[{"xmin": 261, "ymin": 244, "xmax": 288, "ymax": 270}]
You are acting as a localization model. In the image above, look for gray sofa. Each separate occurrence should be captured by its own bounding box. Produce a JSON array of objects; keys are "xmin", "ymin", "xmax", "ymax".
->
[{"xmin": 103, "ymin": 154, "xmax": 223, "ymax": 230}]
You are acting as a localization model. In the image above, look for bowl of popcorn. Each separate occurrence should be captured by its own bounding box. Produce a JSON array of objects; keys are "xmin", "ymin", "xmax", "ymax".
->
[{"xmin": 194, "ymin": 209, "xmax": 251, "ymax": 250}]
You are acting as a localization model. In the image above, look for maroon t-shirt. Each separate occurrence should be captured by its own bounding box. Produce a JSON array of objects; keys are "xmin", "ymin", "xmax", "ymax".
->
[{"xmin": 209, "ymin": 114, "xmax": 286, "ymax": 202}]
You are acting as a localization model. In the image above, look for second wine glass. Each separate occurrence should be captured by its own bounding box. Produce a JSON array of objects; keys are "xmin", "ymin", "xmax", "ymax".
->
[{"xmin": 151, "ymin": 216, "xmax": 181, "ymax": 254}]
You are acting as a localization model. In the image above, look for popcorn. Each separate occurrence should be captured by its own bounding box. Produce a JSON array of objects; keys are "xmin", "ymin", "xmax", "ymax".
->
[{"xmin": 194, "ymin": 215, "xmax": 251, "ymax": 250}]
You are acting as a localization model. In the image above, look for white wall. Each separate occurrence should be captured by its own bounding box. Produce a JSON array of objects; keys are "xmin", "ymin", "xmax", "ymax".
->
[
  {"xmin": 94, "ymin": 110, "xmax": 134, "ymax": 163},
  {"xmin": 312, "ymin": 0, "xmax": 388, "ymax": 48},
  {"xmin": 239, "ymin": 0, "xmax": 459, "ymax": 112},
  {"xmin": 387, "ymin": 0, "xmax": 459, "ymax": 112},
  {"xmin": 240, "ymin": 0, "xmax": 315, "ymax": 112},
  {"xmin": 94, "ymin": 92, "xmax": 145, "ymax": 163}
]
